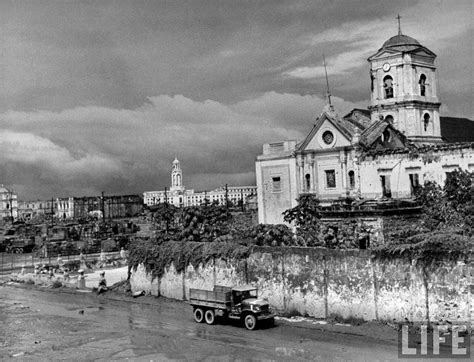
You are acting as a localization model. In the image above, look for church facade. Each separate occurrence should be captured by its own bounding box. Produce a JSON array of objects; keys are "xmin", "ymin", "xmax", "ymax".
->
[
  {"xmin": 256, "ymin": 29, "xmax": 474, "ymax": 225},
  {"xmin": 144, "ymin": 158, "xmax": 257, "ymax": 208}
]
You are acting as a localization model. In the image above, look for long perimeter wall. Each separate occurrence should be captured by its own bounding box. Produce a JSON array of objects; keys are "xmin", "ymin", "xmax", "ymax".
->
[{"xmin": 130, "ymin": 246, "xmax": 472, "ymax": 325}]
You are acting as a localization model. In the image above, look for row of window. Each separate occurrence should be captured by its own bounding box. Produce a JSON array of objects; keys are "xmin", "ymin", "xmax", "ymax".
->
[
  {"xmin": 271, "ymin": 171, "xmax": 438, "ymax": 196},
  {"xmin": 272, "ymin": 170, "xmax": 357, "ymax": 193},
  {"xmin": 383, "ymin": 113, "xmax": 431, "ymax": 132},
  {"xmin": 383, "ymin": 74, "xmax": 428, "ymax": 99}
]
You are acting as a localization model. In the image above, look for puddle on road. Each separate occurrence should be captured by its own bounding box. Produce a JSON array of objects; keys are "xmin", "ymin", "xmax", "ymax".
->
[{"xmin": 185, "ymin": 328, "xmax": 250, "ymax": 346}]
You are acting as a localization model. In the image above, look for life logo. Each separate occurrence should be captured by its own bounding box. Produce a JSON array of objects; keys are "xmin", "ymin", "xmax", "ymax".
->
[{"xmin": 398, "ymin": 322, "xmax": 470, "ymax": 358}]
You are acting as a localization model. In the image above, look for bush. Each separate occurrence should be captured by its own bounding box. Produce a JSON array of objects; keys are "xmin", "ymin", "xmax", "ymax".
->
[
  {"xmin": 51, "ymin": 280, "xmax": 62, "ymax": 288},
  {"xmin": 128, "ymin": 238, "xmax": 252, "ymax": 280}
]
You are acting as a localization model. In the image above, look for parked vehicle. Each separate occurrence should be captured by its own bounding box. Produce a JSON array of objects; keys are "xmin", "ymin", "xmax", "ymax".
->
[
  {"xmin": 189, "ymin": 285, "xmax": 274, "ymax": 330},
  {"xmin": 4, "ymin": 235, "xmax": 36, "ymax": 253},
  {"xmin": 0, "ymin": 224, "xmax": 39, "ymax": 253}
]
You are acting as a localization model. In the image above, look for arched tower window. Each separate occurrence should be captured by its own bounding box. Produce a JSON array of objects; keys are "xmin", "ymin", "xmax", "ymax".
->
[
  {"xmin": 384, "ymin": 115, "xmax": 394, "ymax": 125},
  {"xmin": 419, "ymin": 74, "xmax": 426, "ymax": 96},
  {"xmin": 383, "ymin": 76, "xmax": 394, "ymax": 99},
  {"xmin": 305, "ymin": 173, "xmax": 311, "ymax": 191},
  {"xmin": 423, "ymin": 113, "xmax": 430, "ymax": 132}
]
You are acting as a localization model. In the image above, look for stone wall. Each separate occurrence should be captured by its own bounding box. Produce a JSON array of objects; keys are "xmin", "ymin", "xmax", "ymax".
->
[{"xmin": 130, "ymin": 246, "xmax": 472, "ymax": 325}]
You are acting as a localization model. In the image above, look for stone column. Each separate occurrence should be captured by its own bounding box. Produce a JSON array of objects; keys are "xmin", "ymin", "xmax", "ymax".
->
[
  {"xmin": 309, "ymin": 157, "xmax": 315, "ymax": 192},
  {"xmin": 297, "ymin": 156, "xmax": 304, "ymax": 193},
  {"xmin": 340, "ymin": 151, "xmax": 347, "ymax": 196}
]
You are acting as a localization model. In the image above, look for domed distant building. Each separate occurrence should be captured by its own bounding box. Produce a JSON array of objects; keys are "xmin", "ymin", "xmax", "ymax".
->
[
  {"xmin": 143, "ymin": 158, "xmax": 257, "ymax": 208},
  {"xmin": 256, "ymin": 22, "xmax": 474, "ymax": 224}
]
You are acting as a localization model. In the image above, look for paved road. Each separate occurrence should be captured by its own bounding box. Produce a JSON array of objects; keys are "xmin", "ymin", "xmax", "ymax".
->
[{"xmin": 0, "ymin": 286, "xmax": 400, "ymax": 361}]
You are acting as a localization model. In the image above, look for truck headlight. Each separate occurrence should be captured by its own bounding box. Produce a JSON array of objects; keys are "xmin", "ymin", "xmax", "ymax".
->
[{"xmin": 252, "ymin": 305, "xmax": 261, "ymax": 312}]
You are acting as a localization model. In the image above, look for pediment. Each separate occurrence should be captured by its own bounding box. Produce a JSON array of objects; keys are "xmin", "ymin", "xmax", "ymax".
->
[
  {"xmin": 368, "ymin": 49, "xmax": 400, "ymax": 61},
  {"xmin": 299, "ymin": 114, "xmax": 352, "ymax": 151},
  {"xmin": 410, "ymin": 48, "xmax": 436, "ymax": 58}
]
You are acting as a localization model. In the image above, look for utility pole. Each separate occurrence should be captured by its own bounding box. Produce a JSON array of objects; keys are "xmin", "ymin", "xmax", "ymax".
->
[
  {"xmin": 241, "ymin": 189, "xmax": 244, "ymax": 212},
  {"xmin": 164, "ymin": 187, "xmax": 168, "ymax": 233},
  {"xmin": 101, "ymin": 191, "xmax": 105, "ymax": 224},
  {"xmin": 225, "ymin": 184, "xmax": 229, "ymax": 219},
  {"xmin": 50, "ymin": 198, "xmax": 54, "ymax": 227}
]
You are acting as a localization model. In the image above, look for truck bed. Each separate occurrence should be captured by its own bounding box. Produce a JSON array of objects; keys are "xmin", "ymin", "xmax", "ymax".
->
[{"xmin": 189, "ymin": 288, "xmax": 231, "ymax": 309}]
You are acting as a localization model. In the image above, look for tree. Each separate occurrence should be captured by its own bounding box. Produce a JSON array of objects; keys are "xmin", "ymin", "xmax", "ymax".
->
[
  {"xmin": 283, "ymin": 195, "xmax": 321, "ymax": 246},
  {"xmin": 416, "ymin": 169, "xmax": 473, "ymax": 235},
  {"xmin": 178, "ymin": 204, "xmax": 232, "ymax": 242},
  {"xmin": 152, "ymin": 203, "xmax": 178, "ymax": 233}
]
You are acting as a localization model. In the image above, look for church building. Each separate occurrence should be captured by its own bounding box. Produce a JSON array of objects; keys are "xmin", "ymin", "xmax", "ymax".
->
[{"xmin": 256, "ymin": 24, "xmax": 474, "ymax": 225}]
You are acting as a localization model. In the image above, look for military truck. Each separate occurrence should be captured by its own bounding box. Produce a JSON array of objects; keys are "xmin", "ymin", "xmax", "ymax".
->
[
  {"xmin": 1, "ymin": 226, "xmax": 36, "ymax": 253},
  {"xmin": 189, "ymin": 285, "xmax": 274, "ymax": 330}
]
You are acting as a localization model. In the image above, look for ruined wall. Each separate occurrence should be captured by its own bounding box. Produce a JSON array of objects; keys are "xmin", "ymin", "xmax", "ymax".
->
[{"xmin": 130, "ymin": 246, "xmax": 472, "ymax": 325}]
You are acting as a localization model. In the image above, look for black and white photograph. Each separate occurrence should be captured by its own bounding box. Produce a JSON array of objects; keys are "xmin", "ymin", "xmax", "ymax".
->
[{"xmin": 0, "ymin": 0, "xmax": 472, "ymax": 360}]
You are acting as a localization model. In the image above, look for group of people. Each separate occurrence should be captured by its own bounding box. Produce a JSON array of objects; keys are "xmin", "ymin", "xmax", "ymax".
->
[{"xmin": 58, "ymin": 247, "xmax": 128, "ymax": 293}]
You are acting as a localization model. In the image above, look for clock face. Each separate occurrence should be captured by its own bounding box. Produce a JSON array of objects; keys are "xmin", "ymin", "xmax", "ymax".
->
[{"xmin": 383, "ymin": 63, "xmax": 391, "ymax": 72}]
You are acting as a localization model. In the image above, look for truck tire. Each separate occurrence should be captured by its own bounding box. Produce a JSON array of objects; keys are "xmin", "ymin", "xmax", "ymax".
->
[
  {"xmin": 244, "ymin": 314, "xmax": 257, "ymax": 330},
  {"xmin": 193, "ymin": 308, "xmax": 204, "ymax": 323},
  {"xmin": 204, "ymin": 309, "xmax": 215, "ymax": 325}
]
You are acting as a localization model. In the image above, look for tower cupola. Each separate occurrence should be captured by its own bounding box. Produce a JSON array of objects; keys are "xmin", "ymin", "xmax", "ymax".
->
[{"xmin": 367, "ymin": 17, "xmax": 443, "ymax": 144}]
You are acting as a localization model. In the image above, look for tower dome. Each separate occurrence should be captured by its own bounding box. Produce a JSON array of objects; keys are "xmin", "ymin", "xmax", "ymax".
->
[
  {"xmin": 381, "ymin": 34, "xmax": 422, "ymax": 52},
  {"xmin": 170, "ymin": 157, "xmax": 184, "ymax": 191}
]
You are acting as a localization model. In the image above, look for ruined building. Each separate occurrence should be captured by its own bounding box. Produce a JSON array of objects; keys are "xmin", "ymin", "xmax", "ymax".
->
[{"xmin": 256, "ymin": 25, "xmax": 473, "ymax": 224}]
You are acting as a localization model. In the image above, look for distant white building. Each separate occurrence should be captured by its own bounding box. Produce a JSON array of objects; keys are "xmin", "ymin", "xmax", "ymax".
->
[
  {"xmin": 17, "ymin": 199, "xmax": 53, "ymax": 221},
  {"xmin": 0, "ymin": 185, "xmax": 18, "ymax": 221},
  {"xmin": 143, "ymin": 158, "xmax": 257, "ymax": 208}
]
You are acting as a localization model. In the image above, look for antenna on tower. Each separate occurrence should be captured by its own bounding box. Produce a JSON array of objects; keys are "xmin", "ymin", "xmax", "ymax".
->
[
  {"xmin": 396, "ymin": 14, "xmax": 402, "ymax": 35},
  {"xmin": 322, "ymin": 54, "xmax": 334, "ymax": 112}
]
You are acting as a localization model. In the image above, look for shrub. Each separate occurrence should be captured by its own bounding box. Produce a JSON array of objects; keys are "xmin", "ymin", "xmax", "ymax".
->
[{"xmin": 51, "ymin": 280, "xmax": 62, "ymax": 288}]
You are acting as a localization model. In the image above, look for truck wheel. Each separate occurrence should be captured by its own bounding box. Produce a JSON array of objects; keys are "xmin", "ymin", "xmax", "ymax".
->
[
  {"xmin": 244, "ymin": 314, "xmax": 257, "ymax": 330},
  {"xmin": 193, "ymin": 308, "xmax": 204, "ymax": 323},
  {"xmin": 204, "ymin": 310, "xmax": 215, "ymax": 325}
]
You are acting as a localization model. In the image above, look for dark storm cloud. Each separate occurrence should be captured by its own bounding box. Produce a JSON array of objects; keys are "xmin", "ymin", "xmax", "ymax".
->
[{"xmin": 0, "ymin": 0, "xmax": 471, "ymax": 200}]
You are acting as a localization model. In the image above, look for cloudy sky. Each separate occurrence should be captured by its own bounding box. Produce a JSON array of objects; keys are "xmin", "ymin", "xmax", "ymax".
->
[{"xmin": 0, "ymin": 0, "xmax": 472, "ymax": 200}]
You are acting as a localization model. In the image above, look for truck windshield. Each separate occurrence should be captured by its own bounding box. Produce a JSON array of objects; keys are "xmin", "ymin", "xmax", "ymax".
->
[{"xmin": 242, "ymin": 290, "xmax": 257, "ymax": 299}]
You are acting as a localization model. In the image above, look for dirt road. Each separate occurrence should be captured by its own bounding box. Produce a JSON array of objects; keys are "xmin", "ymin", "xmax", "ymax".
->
[{"xmin": 1, "ymin": 285, "xmax": 400, "ymax": 361}]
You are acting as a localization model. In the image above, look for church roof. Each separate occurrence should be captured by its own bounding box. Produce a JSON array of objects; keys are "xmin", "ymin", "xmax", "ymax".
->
[
  {"xmin": 369, "ymin": 32, "xmax": 436, "ymax": 60},
  {"xmin": 440, "ymin": 117, "xmax": 474, "ymax": 143},
  {"xmin": 382, "ymin": 34, "xmax": 421, "ymax": 50}
]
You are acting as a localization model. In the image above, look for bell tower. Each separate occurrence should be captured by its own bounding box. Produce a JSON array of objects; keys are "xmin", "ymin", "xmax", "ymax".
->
[
  {"xmin": 170, "ymin": 157, "xmax": 184, "ymax": 191},
  {"xmin": 367, "ymin": 16, "xmax": 443, "ymax": 144}
]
